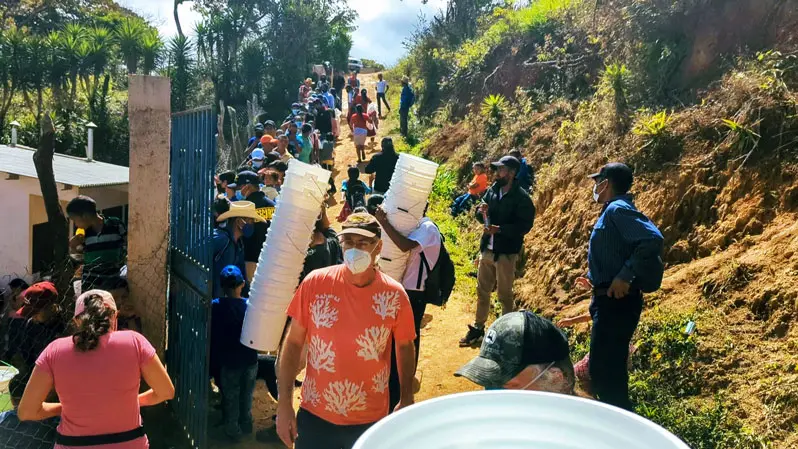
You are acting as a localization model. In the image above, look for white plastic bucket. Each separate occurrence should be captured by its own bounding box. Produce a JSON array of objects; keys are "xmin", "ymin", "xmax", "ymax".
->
[
  {"xmin": 396, "ymin": 153, "xmax": 439, "ymax": 176},
  {"xmin": 354, "ymin": 391, "xmax": 690, "ymax": 449},
  {"xmin": 240, "ymin": 308, "xmax": 287, "ymax": 351}
]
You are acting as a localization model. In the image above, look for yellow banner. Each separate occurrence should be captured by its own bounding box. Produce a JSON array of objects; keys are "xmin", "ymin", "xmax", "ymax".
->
[{"xmin": 256, "ymin": 207, "xmax": 275, "ymax": 220}]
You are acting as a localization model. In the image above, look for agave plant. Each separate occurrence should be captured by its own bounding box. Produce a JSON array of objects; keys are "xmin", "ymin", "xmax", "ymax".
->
[
  {"xmin": 116, "ymin": 17, "xmax": 145, "ymax": 74},
  {"xmin": 481, "ymin": 94, "xmax": 508, "ymax": 137},
  {"xmin": 141, "ymin": 30, "xmax": 164, "ymax": 74}
]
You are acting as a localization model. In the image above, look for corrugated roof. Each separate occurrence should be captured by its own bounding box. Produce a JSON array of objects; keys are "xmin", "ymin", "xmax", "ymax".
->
[{"xmin": 0, "ymin": 144, "xmax": 128, "ymax": 188}]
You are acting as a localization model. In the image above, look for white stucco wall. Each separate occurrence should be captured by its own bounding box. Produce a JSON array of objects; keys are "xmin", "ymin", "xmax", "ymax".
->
[{"xmin": 0, "ymin": 173, "xmax": 128, "ymax": 293}]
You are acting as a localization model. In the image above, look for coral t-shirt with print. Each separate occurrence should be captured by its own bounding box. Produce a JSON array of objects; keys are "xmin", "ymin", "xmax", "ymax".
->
[{"xmin": 287, "ymin": 265, "xmax": 416, "ymax": 426}]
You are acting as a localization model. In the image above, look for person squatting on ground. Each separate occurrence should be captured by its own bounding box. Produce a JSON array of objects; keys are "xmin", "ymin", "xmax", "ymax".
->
[
  {"xmin": 560, "ymin": 162, "xmax": 663, "ymax": 411},
  {"xmin": 374, "ymin": 204, "xmax": 442, "ymax": 411},
  {"xmin": 460, "ymin": 156, "xmax": 536, "ymax": 347},
  {"xmin": 450, "ymin": 161, "xmax": 489, "ymax": 216},
  {"xmin": 18, "ymin": 290, "xmax": 174, "ymax": 448},
  {"xmin": 456, "ymin": 311, "xmax": 574, "ymax": 395},
  {"xmin": 276, "ymin": 213, "xmax": 417, "ymax": 449},
  {"xmin": 211, "ymin": 266, "xmax": 259, "ymax": 442}
]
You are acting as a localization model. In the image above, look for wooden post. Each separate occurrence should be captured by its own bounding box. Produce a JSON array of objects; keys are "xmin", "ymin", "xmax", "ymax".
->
[{"xmin": 127, "ymin": 76, "xmax": 170, "ymax": 355}]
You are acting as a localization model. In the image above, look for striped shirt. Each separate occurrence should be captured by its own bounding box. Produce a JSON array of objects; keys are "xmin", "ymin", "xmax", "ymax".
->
[
  {"xmin": 587, "ymin": 195, "xmax": 663, "ymax": 291},
  {"xmin": 82, "ymin": 217, "xmax": 127, "ymax": 290}
]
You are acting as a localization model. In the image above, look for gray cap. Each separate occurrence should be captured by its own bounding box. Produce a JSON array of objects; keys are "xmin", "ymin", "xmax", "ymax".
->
[{"xmin": 455, "ymin": 311, "xmax": 569, "ymax": 387}]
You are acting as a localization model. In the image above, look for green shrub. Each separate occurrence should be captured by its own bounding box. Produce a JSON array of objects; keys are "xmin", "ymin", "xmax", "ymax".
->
[
  {"xmin": 481, "ymin": 94, "xmax": 508, "ymax": 137},
  {"xmin": 632, "ymin": 110, "xmax": 681, "ymax": 168}
]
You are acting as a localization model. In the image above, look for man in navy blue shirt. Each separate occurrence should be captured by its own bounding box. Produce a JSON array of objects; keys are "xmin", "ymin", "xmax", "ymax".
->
[
  {"xmin": 399, "ymin": 77, "xmax": 415, "ymax": 137},
  {"xmin": 561, "ymin": 162, "xmax": 663, "ymax": 412},
  {"xmin": 211, "ymin": 265, "xmax": 258, "ymax": 441}
]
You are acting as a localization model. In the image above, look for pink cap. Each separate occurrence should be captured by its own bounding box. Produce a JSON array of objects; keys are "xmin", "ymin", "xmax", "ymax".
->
[{"xmin": 74, "ymin": 290, "xmax": 117, "ymax": 317}]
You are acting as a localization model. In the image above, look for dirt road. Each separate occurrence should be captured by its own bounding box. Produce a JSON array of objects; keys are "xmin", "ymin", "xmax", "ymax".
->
[{"xmin": 208, "ymin": 73, "xmax": 482, "ymax": 449}]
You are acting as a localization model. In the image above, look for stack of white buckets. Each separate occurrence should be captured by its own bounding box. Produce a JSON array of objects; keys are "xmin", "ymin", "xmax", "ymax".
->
[
  {"xmin": 380, "ymin": 154, "xmax": 440, "ymax": 281},
  {"xmin": 241, "ymin": 161, "xmax": 331, "ymax": 351}
]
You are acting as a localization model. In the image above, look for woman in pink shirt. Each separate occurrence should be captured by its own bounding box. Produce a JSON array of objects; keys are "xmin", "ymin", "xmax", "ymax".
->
[{"xmin": 18, "ymin": 290, "xmax": 174, "ymax": 448}]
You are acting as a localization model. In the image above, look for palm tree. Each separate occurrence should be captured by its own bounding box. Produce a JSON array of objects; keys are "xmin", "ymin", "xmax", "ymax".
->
[
  {"xmin": 141, "ymin": 30, "xmax": 164, "ymax": 74},
  {"xmin": 116, "ymin": 17, "xmax": 145, "ymax": 74}
]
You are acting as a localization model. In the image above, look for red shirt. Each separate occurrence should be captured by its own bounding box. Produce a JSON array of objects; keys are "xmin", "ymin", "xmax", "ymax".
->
[
  {"xmin": 350, "ymin": 113, "xmax": 372, "ymax": 130},
  {"xmin": 287, "ymin": 265, "xmax": 416, "ymax": 425}
]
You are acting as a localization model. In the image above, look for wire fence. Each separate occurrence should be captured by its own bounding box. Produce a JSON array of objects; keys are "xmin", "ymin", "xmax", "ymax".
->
[{"xmin": 0, "ymin": 218, "xmax": 170, "ymax": 448}]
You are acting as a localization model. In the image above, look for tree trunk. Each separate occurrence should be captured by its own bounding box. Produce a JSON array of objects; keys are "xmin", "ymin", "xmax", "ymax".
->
[
  {"xmin": 32, "ymin": 115, "xmax": 71, "ymax": 297},
  {"xmin": 174, "ymin": 1, "xmax": 184, "ymax": 38}
]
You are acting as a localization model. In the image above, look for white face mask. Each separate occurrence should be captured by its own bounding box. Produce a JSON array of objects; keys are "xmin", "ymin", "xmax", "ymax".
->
[
  {"xmin": 344, "ymin": 246, "xmax": 376, "ymax": 275},
  {"xmin": 592, "ymin": 180, "xmax": 607, "ymax": 203}
]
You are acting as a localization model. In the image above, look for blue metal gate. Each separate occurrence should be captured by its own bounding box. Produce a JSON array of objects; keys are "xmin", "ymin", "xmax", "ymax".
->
[{"xmin": 167, "ymin": 106, "xmax": 216, "ymax": 449}]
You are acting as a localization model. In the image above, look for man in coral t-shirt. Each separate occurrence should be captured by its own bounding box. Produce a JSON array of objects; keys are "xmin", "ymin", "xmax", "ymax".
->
[{"xmin": 276, "ymin": 213, "xmax": 417, "ymax": 449}]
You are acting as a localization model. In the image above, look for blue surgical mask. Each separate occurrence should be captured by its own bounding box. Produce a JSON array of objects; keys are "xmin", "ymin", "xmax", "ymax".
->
[
  {"xmin": 252, "ymin": 161, "xmax": 263, "ymax": 169},
  {"xmin": 241, "ymin": 222, "xmax": 255, "ymax": 238},
  {"xmin": 234, "ymin": 191, "xmax": 244, "ymax": 201},
  {"xmin": 292, "ymin": 109, "xmax": 300, "ymax": 116}
]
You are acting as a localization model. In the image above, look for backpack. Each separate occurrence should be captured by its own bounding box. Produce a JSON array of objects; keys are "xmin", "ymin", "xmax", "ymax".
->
[
  {"xmin": 417, "ymin": 226, "xmax": 456, "ymax": 307},
  {"xmin": 346, "ymin": 181, "xmax": 367, "ymax": 209}
]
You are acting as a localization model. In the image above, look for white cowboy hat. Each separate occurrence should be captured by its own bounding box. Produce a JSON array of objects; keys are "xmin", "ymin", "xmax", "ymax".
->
[{"xmin": 216, "ymin": 201, "xmax": 267, "ymax": 223}]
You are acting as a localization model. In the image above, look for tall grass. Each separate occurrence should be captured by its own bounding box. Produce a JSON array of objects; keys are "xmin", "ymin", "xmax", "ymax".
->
[{"xmin": 453, "ymin": 0, "xmax": 575, "ymax": 70}]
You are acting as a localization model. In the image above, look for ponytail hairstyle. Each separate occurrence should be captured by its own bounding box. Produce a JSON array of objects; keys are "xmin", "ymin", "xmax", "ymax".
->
[
  {"xmin": 72, "ymin": 290, "xmax": 117, "ymax": 352},
  {"xmin": 356, "ymin": 104, "xmax": 364, "ymax": 118}
]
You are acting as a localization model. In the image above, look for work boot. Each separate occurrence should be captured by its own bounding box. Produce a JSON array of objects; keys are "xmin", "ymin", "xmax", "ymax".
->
[{"xmin": 459, "ymin": 324, "xmax": 484, "ymax": 347}]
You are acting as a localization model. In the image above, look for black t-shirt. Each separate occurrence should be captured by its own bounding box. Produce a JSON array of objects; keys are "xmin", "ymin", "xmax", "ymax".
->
[
  {"xmin": 243, "ymin": 191, "xmax": 275, "ymax": 262},
  {"xmin": 300, "ymin": 228, "xmax": 343, "ymax": 282},
  {"xmin": 316, "ymin": 108, "xmax": 333, "ymax": 135},
  {"xmin": 333, "ymin": 75, "xmax": 346, "ymax": 93},
  {"xmin": 365, "ymin": 152, "xmax": 399, "ymax": 193}
]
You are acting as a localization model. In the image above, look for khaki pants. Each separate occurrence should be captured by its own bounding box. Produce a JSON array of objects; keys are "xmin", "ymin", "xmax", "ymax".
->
[{"xmin": 475, "ymin": 250, "xmax": 518, "ymax": 327}]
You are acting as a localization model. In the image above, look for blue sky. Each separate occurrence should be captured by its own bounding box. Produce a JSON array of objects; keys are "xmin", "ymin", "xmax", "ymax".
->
[{"xmin": 117, "ymin": 0, "xmax": 446, "ymax": 66}]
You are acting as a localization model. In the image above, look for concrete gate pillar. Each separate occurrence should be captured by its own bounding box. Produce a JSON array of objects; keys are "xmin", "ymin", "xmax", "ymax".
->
[{"xmin": 127, "ymin": 76, "xmax": 171, "ymax": 355}]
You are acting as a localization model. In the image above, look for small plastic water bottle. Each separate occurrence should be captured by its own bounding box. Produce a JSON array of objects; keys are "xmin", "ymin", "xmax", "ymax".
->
[{"xmin": 684, "ymin": 321, "xmax": 696, "ymax": 335}]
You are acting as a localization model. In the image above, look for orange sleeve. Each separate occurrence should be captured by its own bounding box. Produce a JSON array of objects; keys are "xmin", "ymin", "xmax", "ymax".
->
[
  {"xmin": 287, "ymin": 277, "xmax": 310, "ymax": 329},
  {"xmin": 477, "ymin": 174, "xmax": 488, "ymax": 190},
  {"xmin": 392, "ymin": 289, "xmax": 417, "ymax": 342}
]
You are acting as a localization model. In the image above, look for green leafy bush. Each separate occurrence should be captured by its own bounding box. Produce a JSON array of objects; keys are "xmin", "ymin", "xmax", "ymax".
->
[{"xmin": 481, "ymin": 94, "xmax": 508, "ymax": 137}]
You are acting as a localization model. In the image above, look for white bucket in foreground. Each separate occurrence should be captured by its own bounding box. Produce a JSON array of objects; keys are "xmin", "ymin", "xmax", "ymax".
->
[{"xmin": 353, "ymin": 391, "xmax": 690, "ymax": 449}]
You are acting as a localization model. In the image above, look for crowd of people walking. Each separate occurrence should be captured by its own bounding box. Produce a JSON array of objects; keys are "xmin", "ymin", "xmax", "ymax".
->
[{"xmin": 0, "ymin": 66, "xmax": 666, "ymax": 449}]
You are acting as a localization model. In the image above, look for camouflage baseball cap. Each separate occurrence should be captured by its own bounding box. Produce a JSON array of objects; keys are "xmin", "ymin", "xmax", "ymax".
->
[{"xmin": 455, "ymin": 311, "xmax": 570, "ymax": 387}]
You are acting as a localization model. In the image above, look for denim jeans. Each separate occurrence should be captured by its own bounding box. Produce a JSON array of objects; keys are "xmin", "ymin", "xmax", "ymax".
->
[
  {"xmin": 221, "ymin": 362, "xmax": 258, "ymax": 437},
  {"xmin": 588, "ymin": 291, "xmax": 643, "ymax": 411},
  {"xmin": 450, "ymin": 192, "xmax": 477, "ymax": 216},
  {"xmin": 294, "ymin": 409, "xmax": 374, "ymax": 449}
]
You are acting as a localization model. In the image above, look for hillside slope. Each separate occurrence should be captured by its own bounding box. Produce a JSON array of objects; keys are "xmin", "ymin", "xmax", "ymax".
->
[{"xmin": 389, "ymin": 1, "xmax": 798, "ymax": 446}]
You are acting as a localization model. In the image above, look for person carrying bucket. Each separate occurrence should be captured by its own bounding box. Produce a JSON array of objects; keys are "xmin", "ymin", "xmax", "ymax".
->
[{"xmin": 275, "ymin": 213, "xmax": 417, "ymax": 449}]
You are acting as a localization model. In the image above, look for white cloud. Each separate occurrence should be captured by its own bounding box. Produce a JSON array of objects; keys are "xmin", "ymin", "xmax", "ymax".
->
[{"xmin": 121, "ymin": 0, "xmax": 442, "ymax": 65}]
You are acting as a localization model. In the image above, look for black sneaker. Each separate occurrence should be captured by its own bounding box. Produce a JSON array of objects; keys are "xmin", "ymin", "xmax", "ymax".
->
[{"xmin": 459, "ymin": 325, "xmax": 484, "ymax": 347}]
